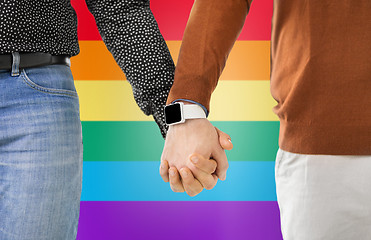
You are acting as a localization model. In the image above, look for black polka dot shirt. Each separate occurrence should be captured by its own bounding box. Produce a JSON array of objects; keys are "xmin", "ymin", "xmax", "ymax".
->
[{"xmin": 0, "ymin": 0, "xmax": 175, "ymax": 138}]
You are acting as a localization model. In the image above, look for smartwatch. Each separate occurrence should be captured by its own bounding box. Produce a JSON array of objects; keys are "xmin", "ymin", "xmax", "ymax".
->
[{"xmin": 164, "ymin": 102, "xmax": 206, "ymax": 125}]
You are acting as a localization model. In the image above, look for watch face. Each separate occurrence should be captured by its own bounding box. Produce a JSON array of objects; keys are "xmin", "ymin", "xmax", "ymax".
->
[{"xmin": 165, "ymin": 104, "xmax": 182, "ymax": 125}]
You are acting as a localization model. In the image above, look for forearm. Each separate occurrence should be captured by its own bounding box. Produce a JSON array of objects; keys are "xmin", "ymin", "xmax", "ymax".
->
[
  {"xmin": 86, "ymin": 0, "xmax": 175, "ymax": 138},
  {"xmin": 167, "ymin": 0, "xmax": 249, "ymax": 111}
]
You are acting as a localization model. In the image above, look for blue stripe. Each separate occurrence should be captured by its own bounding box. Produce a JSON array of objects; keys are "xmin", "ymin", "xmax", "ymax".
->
[{"xmin": 81, "ymin": 161, "xmax": 277, "ymax": 201}]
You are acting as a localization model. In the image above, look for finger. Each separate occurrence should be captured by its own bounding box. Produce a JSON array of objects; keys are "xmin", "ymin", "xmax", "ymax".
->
[
  {"xmin": 215, "ymin": 127, "xmax": 233, "ymax": 151},
  {"xmin": 187, "ymin": 154, "xmax": 218, "ymax": 190},
  {"xmin": 212, "ymin": 149, "xmax": 229, "ymax": 181},
  {"xmin": 169, "ymin": 167, "xmax": 185, "ymax": 193},
  {"xmin": 189, "ymin": 153, "xmax": 217, "ymax": 174},
  {"xmin": 179, "ymin": 168, "xmax": 203, "ymax": 197},
  {"xmin": 159, "ymin": 160, "xmax": 169, "ymax": 182},
  {"xmin": 191, "ymin": 170, "xmax": 218, "ymax": 190}
]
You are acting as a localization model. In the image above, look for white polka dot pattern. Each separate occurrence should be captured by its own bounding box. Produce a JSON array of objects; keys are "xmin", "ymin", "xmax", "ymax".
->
[
  {"xmin": 0, "ymin": 0, "xmax": 175, "ymax": 138},
  {"xmin": 0, "ymin": 0, "xmax": 79, "ymax": 55}
]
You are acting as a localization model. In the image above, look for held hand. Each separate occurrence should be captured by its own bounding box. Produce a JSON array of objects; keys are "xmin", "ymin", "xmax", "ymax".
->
[
  {"xmin": 160, "ymin": 121, "xmax": 233, "ymax": 196},
  {"xmin": 159, "ymin": 153, "xmax": 217, "ymax": 196}
]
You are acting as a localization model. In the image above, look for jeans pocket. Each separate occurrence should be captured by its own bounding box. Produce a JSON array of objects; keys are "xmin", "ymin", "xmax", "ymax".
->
[
  {"xmin": 20, "ymin": 65, "xmax": 78, "ymax": 98},
  {"xmin": 274, "ymin": 148, "xmax": 285, "ymax": 178}
]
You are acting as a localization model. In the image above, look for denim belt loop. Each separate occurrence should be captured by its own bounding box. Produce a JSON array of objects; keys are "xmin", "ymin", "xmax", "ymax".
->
[
  {"xmin": 11, "ymin": 52, "xmax": 20, "ymax": 77},
  {"xmin": 66, "ymin": 57, "xmax": 71, "ymax": 67}
]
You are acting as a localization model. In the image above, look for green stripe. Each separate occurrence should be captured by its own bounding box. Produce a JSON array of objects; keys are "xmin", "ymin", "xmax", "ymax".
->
[{"xmin": 82, "ymin": 121, "xmax": 279, "ymax": 162}]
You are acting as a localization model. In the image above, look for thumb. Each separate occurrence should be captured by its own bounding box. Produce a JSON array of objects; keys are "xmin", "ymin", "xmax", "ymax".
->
[{"xmin": 215, "ymin": 127, "xmax": 233, "ymax": 150}]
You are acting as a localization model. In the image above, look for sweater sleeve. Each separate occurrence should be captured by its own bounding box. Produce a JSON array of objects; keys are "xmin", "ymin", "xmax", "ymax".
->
[
  {"xmin": 85, "ymin": 0, "xmax": 175, "ymax": 138},
  {"xmin": 166, "ymin": 0, "xmax": 250, "ymax": 111}
]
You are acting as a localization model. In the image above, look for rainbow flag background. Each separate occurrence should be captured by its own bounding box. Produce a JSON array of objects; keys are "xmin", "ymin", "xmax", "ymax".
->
[{"xmin": 71, "ymin": 0, "xmax": 282, "ymax": 239}]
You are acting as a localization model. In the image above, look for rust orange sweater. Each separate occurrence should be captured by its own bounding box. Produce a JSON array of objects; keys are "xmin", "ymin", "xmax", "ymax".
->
[{"xmin": 167, "ymin": 0, "xmax": 371, "ymax": 155}]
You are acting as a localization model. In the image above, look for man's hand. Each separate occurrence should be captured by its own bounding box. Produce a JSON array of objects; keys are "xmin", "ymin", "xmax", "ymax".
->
[{"xmin": 160, "ymin": 119, "xmax": 233, "ymax": 196}]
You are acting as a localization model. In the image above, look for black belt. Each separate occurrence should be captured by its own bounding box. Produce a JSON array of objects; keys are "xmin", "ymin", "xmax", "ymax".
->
[{"xmin": 0, "ymin": 53, "xmax": 70, "ymax": 70}]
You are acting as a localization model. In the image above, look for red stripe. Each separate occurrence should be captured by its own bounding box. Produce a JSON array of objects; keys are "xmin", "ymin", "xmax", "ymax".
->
[
  {"xmin": 70, "ymin": 0, "xmax": 100, "ymax": 40},
  {"xmin": 71, "ymin": 0, "xmax": 273, "ymax": 41}
]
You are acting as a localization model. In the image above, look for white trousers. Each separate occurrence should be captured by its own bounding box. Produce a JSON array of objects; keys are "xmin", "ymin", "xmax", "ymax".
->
[{"xmin": 275, "ymin": 148, "xmax": 371, "ymax": 240}]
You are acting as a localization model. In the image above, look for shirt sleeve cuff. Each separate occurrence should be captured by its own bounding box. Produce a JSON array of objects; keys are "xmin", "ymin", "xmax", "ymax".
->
[{"xmin": 171, "ymin": 98, "xmax": 209, "ymax": 117}]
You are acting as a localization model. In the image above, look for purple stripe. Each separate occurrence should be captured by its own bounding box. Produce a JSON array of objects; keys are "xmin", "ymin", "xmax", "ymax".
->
[{"xmin": 77, "ymin": 201, "xmax": 283, "ymax": 240}]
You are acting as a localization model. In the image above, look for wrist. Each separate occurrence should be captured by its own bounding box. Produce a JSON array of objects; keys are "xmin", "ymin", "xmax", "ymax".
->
[
  {"xmin": 164, "ymin": 102, "xmax": 206, "ymax": 126},
  {"xmin": 171, "ymin": 99, "xmax": 209, "ymax": 117},
  {"xmin": 168, "ymin": 118, "xmax": 208, "ymax": 131}
]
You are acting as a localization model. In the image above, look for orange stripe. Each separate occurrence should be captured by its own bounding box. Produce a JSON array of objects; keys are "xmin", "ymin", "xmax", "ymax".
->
[{"xmin": 71, "ymin": 41, "xmax": 270, "ymax": 81}]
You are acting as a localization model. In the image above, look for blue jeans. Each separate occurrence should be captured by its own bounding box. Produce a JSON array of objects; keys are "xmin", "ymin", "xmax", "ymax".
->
[{"xmin": 0, "ymin": 55, "xmax": 83, "ymax": 239}]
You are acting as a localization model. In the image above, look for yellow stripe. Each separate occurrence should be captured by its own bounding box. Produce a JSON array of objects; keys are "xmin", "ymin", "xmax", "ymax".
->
[
  {"xmin": 71, "ymin": 41, "xmax": 270, "ymax": 80},
  {"xmin": 75, "ymin": 80, "xmax": 278, "ymax": 121}
]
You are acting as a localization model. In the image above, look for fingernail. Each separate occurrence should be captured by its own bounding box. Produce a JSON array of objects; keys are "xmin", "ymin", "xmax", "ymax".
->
[
  {"xmin": 191, "ymin": 156, "xmax": 198, "ymax": 164},
  {"xmin": 180, "ymin": 168, "xmax": 188, "ymax": 177},
  {"xmin": 228, "ymin": 138, "xmax": 232, "ymax": 143},
  {"xmin": 160, "ymin": 163, "xmax": 165, "ymax": 169},
  {"xmin": 169, "ymin": 169, "xmax": 175, "ymax": 176}
]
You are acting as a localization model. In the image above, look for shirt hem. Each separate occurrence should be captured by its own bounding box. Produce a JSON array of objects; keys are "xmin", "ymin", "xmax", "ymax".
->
[{"xmin": 279, "ymin": 120, "xmax": 371, "ymax": 155}]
